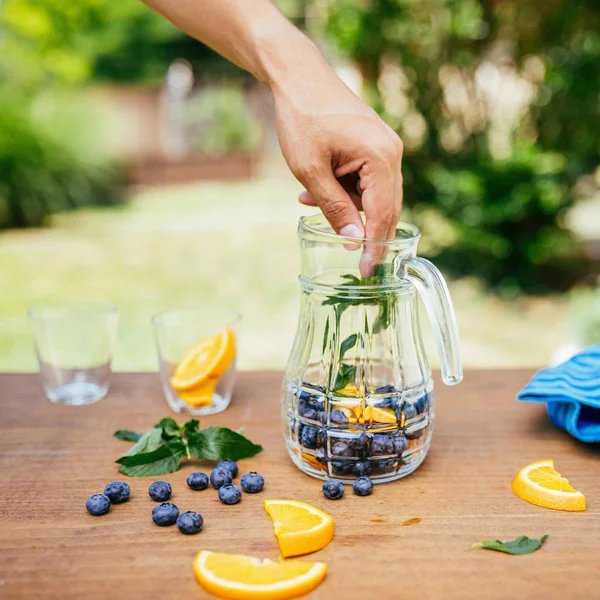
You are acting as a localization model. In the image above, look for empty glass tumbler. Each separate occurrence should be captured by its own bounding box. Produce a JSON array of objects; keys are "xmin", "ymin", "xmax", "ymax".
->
[
  {"xmin": 29, "ymin": 302, "xmax": 118, "ymax": 406},
  {"xmin": 282, "ymin": 215, "xmax": 463, "ymax": 483}
]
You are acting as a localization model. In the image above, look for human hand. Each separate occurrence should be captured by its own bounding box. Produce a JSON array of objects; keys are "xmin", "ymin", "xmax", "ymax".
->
[{"xmin": 271, "ymin": 50, "xmax": 403, "ymax": 271}]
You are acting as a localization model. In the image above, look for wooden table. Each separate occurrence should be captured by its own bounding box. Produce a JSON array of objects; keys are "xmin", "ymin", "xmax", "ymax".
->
[{"xmin": 1, "ymin": 371, "xmax": 599, "ymax": 600}]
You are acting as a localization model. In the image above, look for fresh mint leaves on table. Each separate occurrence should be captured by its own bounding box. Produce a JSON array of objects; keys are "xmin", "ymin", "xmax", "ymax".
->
[
  {"xmin": 113, "ymin": 418, "xmax": 263, "ymax": 477},
  {"xmin": 471, "ymin": 535, "xmax": 549, "ymax": 555},
  {"xmin": 322, "ymin": 263, "xmax": 396, "ymax": 390}
]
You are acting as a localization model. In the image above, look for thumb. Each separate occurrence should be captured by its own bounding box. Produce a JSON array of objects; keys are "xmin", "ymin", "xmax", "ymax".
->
[{"xmin": 302, "ymin": 169, "xmax": 365, "ymax": 240}]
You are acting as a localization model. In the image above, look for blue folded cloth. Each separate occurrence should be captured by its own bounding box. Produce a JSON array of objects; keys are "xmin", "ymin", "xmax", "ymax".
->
[{"xmin": 517, "ymin": 344, "xmax": 600, "ymax": 443}]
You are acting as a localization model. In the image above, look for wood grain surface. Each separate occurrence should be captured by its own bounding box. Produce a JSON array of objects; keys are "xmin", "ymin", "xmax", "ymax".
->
[{"xmin": 1, "ymin": 371, "xmax": 599, "ymax": 600}]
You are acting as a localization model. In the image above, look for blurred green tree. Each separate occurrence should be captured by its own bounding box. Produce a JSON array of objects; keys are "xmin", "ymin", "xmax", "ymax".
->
[
  {"xmin": 313, "ymin": 0, "xmax": 599, "ymax": 294},
  {"xmin": 0, "ymin": 0, "xmax": 244, "ymax": 85}
]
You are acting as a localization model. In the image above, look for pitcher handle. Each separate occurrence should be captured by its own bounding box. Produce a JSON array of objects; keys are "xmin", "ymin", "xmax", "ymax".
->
[{"xmin": 398, "ymin": 256, "xmax": 463, "ymax": 386}]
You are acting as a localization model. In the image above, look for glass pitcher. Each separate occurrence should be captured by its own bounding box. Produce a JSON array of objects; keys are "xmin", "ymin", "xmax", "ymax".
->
[{"xmin": 282, "ymin": 214, "xmax": 462, "ymax": 483}]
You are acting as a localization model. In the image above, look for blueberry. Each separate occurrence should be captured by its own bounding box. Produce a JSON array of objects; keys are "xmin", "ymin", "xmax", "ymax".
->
[
  {"xmin": 403, "ymin": 403, "xmax": 418, "ymax": 421},
  {"xmin": 103, "ymin": 481, "xmax": 130, "ymax": 504},
  {"xmin": 374, "ymin": 459, "xmax": 395, "ymax": 472},
  {"xmin": 298, "ymin": 389, "xmax": 314, "ymax": 402},
  {"xmin": 375, "ymin": 384, "xmax": 397, "ymax": 394},
  {"xmin": 176, "ymin": 511, "xmax": 203, "ymax": 534},
  {"xmin": 240, "ymin": 472, "xmax": 264, "ymax": 493},
  {"xmin": 371, "ymin": 434, "xmax": 394, "ymax": 456},
  {"xmin": 322, "ymin": 479, "xmax": 345, "ymax": 500},
  {"xmin": 187, "ymin": 472, "xmax": 209, "ymax": 491},
  {"xmin": 86, "ymin": 494, "xmax": 110, "ymax": 516},
  {"xmin": 332, "ymin": 441, "xmax": 353, "ymax": 457},
  {"xmin": 415, "ymin": 394, "xmax": 429, "ymax": 415},
  {"xmin": 331, "ymin": 461, "xmax": 354, "ymax": 476},
  {"xmin": 218, "ymin": 484, "xmax": 242, "ymax": 505},
  {"xmin": 353, "ymin": 477, "xmax": 373, "ymax": 496},
  {"xmin": 392, "ymin": 434, "xmax": 409, "ymax": 454},
  {"xmin": 300, "ymin": 425, "xmax": 322, "ymax": 450},
  {"xmin": 349, "ymin": 432, "xmax": 370, "ymax": 457},
  {"xmin": 353, "ymin": 460, "xmax": 373, "ymax": 477},
  {"xmin": 330, "ymin": 409, "xmax": 349, "ymax": 425},
  {"xmin": 149, "ymin": 480, "xmax": 172, "ymax": 502},
  {"xmin": 152, "ymin": 502, "xmax": 179, "ymax": 526},
  {"xmin": 216, "ymin": 460, "xmax": 238, "ymax": 479},
  {"xmin": 210, "ymin": 468, "xmax": 233, "ymax": 489},
  {"xmin": 299, "ymin": 398, "xmax": 318, "ymax": 420}
]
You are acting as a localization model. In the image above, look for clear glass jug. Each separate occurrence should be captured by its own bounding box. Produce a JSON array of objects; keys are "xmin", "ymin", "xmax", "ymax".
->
[{"xmin": 282, "ymin": 214, "xmax": 463, "ymax": 483}]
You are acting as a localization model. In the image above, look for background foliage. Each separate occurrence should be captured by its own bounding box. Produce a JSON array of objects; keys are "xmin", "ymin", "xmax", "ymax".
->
[
  {"xmin": 314, "ymin": 0, "xmax": 599, "ymax": 293},
  {"xmin": 0, "ymin": 0, "xmax": 598, "ymax": 293}
]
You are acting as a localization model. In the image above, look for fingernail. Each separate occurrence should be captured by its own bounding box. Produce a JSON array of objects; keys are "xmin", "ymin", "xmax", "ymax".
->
[{"xmin": 340, "ymin": 224, "xmax": 364, "ymax": 239}]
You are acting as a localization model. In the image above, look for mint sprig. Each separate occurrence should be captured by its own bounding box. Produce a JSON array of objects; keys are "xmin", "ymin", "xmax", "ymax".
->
[
  {"xmin": 323, "ymin": 263, "xmax": 397, "ymax": 391},
  {"xmin": 114, "ymin": 418, "xmax": 263, "ymax": 477},
  {"xmin": 471, "ymin": 535, "xmax": 549, "ymax": 555}
]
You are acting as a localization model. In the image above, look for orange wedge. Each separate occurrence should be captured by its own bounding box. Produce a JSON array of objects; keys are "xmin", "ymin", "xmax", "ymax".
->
[
  {"xmin": 178, "ymin": 378, "xmax": 216, "ymax": 407},
  {"xmin": 170, "ymin": 327, "xmax": 235, "ymax": 391},
  {"xmin": 362, "ymin": 405, "xmax": 397, "ymax": 424},
  {"xmin": 264, "ymin": 499, "xmax": 334, "ymax": 558},
  {"xmin": 193, "ymin": 551, "xmax": 326, "ymax": 600},
  {"xmin": 512, "ymin": 459, "xmax": 586, "ymax": 512}
]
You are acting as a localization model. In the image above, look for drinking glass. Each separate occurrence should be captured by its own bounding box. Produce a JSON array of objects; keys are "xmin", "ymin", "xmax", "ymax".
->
[
  {"xmin": 152, "ymin": 308, "xmax": 239, "ymax": 416},
  {"xmin": 29, "ymin": 302, "xmax": 118, "ymax": 406}
]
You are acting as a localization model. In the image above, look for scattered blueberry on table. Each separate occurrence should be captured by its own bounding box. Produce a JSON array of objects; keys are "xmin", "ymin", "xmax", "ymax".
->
[
  {"xmin": 152, "ymin": 502, "xmax": 179, "ymax": 526},
  {"xmin": 216, "ymin": 460, "xmax": 238, "ymax": 479},
  {"xmin": 176, "ymin": 511, "xmax": 203, "ymax": 535},
  {"xmin": 322, "ymin": 479, "xmax": 345, "ymax": 500},
  {"xmin": 240, "ymin": 472, "xmax": 264, "ymax": 493},
  {"xmin": 353, "ymin": 477, "xmax": 373, "ymax": 496},
  {"xmin": 86, "ymin": 494, "xmax": 110, "ymax": 516},
  {"xmin": 218, "ymin": 484, "xmax": 242, "ymax": 505},
  {"xmin": 187, "ymin": 472, "xmax": 209, "ymax": 491},
  {"xmin": 148, "ymin": 480, "xmax": 172, "ymax": 502},
  {"xmin": 103, "ymin": 481, "xmax": 130, "ymax": 504},
  {"xmin": 210, "ymin": 468, "xmax": 233, "ymax": 489}
]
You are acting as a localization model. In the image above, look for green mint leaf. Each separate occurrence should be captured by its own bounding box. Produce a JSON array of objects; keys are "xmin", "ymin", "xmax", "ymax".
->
[
  {"xmin": 113, "ymin": 430, "xmax": 142, "ymax": 442},
  {"xmin": 341, "ymin": 274, "xmax": 361, "ymax": 285},
  {"xmin": 117, "ymin": 441, "xmax": 187, "ymax": 477},
  {"xmin": 183, "ymin": 419, "xmax": 200, "ymax": 435},
  {"xmin": 236, "ymin": 426, "xmax": 245, "ymax": 435},
  {"xmin": 334, "ymin": 363, "xmax": 356, "ymax": 391},
  {"xmin": 155, "ymin": 417, "xmax": 180, "ymax": 438},
  {"xmin": 471, "ymin": 535, "xmax": 549, "ymax": 555},
  {"xmin": 339, "ymin": 334, "xmax": 357, "ymax": 360},
  {"xmin": 188, "ymin": 427, "xmax": 263, "ymax": 462},
  {"xmin": 322, "ymin": 317, "xmax": 330, "ymax": 353},
  {"xmin": 119, "ymin": 427, "xmax": 163, "ymax": 458}
]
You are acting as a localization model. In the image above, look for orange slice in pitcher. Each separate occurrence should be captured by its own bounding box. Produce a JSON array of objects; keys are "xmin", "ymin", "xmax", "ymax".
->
[
  {"xmin": 170, "ymin": 327, "xmax": 235, "ymax": 391},
  {"xmin": 193, "ymin": 551, "xmax": 327, "ymax": 600}
]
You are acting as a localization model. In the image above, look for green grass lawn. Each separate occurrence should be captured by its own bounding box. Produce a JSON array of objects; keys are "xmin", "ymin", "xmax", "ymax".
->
[{"xmin": 0, "ymin": 174, "xmax": 572, "ymax": 373}]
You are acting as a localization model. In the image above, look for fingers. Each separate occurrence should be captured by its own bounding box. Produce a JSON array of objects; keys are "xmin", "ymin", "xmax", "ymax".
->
[
  {"xmin": 358, "ymin": 140, "xmax": 404, "ymax": 276},
  {"xmin": 295, "ymin": 164, "xmax": 365, "ymax": 240}
]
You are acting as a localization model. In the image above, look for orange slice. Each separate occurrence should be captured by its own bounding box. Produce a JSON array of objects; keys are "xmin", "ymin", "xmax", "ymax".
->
[
  {"xmin": 264, "ymin": 499, "xmax": 334, "ymax": 558},
  {"xmin": 170, "ymin": 327, "xmax": 235, "ymax": 391},
  {"xmin": 512, "ymin": 459, "xmax": 586, "ymax": 512},
  {"xmin": 178, "ymin": 378, "xmax": 216, "ymax": 407},
  {"xmin": 363, "ymin": 405, "xmax": 397, "ymax": 424},
  {"xmin": 193, "ymin": 551, "xmax": 326, "ymax": 600}
]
